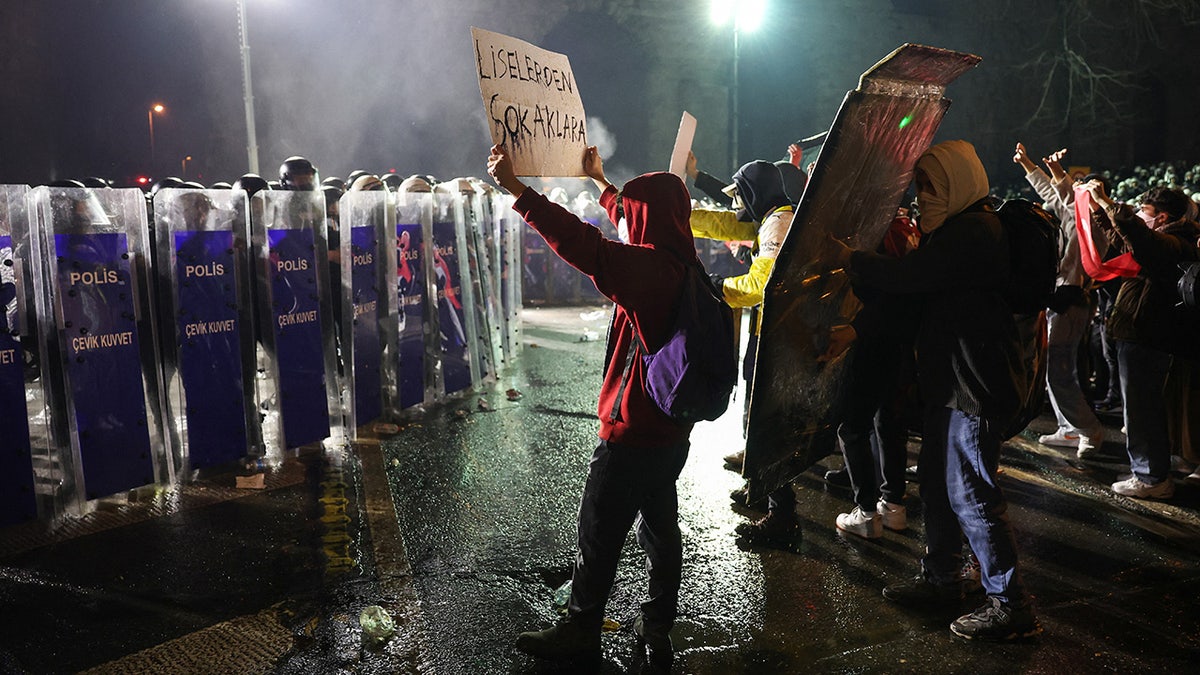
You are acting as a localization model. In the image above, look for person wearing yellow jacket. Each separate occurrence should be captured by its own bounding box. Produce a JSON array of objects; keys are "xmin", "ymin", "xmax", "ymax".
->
[{"xmin": 690, "ymin": 159, "xmax": 808, "ymax": 550}]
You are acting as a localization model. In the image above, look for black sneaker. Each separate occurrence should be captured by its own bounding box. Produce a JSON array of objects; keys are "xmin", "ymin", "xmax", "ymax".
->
[
  {"xmin": 950, "ymin": 597, "xmax": 1043, "ymax": 641},
  {"xmin": 734, "ymin": 510, "xmax": 802, "ymax": 552},
  {"xmin": 633, "ymin": 615, "xmax": 673, "ymax": 673},
  {"xmin": 729, "ymin": 485, "xmax": 768, "ymax": 512},
  {"xmin": 515, "ymin": 620, "xmax": 601, "ymax": 660},
  {"xmin": 882, "ymin": 574, "xmax": 964, "ymax": 607}
]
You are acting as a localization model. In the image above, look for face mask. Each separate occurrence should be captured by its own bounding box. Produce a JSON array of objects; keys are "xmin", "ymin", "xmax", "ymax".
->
[
  {"xmin": 916, "ymin": 190, "xmax": 948, "ymax": 233},
  {"xmin": 1136, "ymin": 208, "xmax": 1158, "ymax": 228}
]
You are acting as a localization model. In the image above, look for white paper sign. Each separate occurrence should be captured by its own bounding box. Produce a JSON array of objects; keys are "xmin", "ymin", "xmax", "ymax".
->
[
  {"xmin": 668, "ymin": 111, "xmax": 697, "ymax": 179},
  {"xmin": 472, "ymin": 27, "xmax": 588, "ymax": 178}
]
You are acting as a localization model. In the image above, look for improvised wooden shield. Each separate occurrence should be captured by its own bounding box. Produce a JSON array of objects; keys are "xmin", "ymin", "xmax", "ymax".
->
[{"xmin": 743, "ymin": 44, "xmax": 981, "ymax": 503}]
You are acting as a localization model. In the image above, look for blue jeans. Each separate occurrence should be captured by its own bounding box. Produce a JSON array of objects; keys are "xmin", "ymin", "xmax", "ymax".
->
[
  {"xmin": 568, "ymin": 438, "xmax": 690, "ymax": 633},
  {"xmin": 1116, "ymin": 340, "xmax": 1173, "ymax": 484},
  {"xmin": 918, "ymin": 407, "xmax": 1027, "ymax": 606},
  {"xmin": 1047, "ymin": 305, "xmax": 1103, "ymax": 436}
]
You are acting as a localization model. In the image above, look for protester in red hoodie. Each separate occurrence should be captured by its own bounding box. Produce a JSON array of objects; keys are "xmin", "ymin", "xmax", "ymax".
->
[{"xmin": 488, "ymin": 144, "xmax": 694, "ymax": 667}]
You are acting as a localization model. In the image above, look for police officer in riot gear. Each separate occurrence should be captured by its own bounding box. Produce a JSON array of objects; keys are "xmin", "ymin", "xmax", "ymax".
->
[{"xmin": 279, "ymin": 156, "xmax": 318, "ymax": 191}]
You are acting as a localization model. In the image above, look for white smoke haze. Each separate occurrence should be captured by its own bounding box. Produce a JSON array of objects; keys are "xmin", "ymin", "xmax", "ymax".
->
[{"xmin": 588, "ymin": 117, "xmax": 617, "ymax": 161}]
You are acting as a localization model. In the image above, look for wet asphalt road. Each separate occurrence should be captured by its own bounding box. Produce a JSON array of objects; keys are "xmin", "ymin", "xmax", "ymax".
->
[
  {"xmin": 377, "ymin": 307, "xmax": 1200, "ymax": 673},
  {"xmin": 1, "ymin": 306, "xmax": 1197, "ymax": 674}
]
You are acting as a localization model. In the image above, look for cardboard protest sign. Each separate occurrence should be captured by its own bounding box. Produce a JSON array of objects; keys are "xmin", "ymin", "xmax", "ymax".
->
[
  {"xmin": 668, "ymin": 111, "xmax": 697, "ymax": 179},
  {"xmin": 472, "ymin": 27, "xmax": 587, "ymax": 177}
]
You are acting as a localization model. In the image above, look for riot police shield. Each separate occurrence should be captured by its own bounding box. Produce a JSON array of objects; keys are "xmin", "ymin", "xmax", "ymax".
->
[
  {"xmin": 250, "ymin": 189, "xmax": 341, "ymax": 451},
  {"xmin": 431, "ymin": 188, "xmax": 477, "ymax": 396},
  {"xmin": 338, "ymin": 190, "xmax": 393, "ymax": 435},
  {"xmin": 154, "ymin": 189, "xmax": 259, "ymax": 472},
  {"xmin": 453, "ymin": 178, "xmax": 499, "ymax": 382},
  {"xmin": 27, "ymin": 186, "xmax": 172, "ymax": 506},
  {"xmin": 492, "ymin": 191, "xmax": 522, "ymax": 360},
  {"xmin": 1, "ymin": 185, "xmax": 47, "ymax": 524},
  {"xmin": 395, "ymin": 190, "xmax": 436, "ymax": 411}
]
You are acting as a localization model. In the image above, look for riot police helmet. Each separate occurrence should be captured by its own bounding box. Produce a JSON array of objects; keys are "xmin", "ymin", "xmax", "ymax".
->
[
  {"xmin": 232, "ymin": 173, "xmax": 270, "ymax": 196},
  {"xmin": 279, "ymin": 156, "xmax": 318, "ymax": 191}
]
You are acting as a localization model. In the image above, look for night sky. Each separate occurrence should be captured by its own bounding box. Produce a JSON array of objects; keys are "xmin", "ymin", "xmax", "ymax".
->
[
  {"xmin": 3, "ymin": 1, "xmax": 1199, "ymax": 189},
  {"xmin": 5, "ymin": 1, "xmax": 631, "ymax": 187}
]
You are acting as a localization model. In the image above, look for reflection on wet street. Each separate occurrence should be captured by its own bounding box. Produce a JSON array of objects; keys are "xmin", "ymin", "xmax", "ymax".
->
[{"xmin": 379, "ymin": 307, "xmax": 1200, "ymax": 673}]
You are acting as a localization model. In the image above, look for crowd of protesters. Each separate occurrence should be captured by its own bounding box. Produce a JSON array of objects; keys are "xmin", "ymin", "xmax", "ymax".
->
[
  {"xmin": 36, "ymin": 138, "xmax": 1200, "ymax": 661},
  {"xmin": 484, "ymin": 137, "xmax": 1200, "ymax": 662}
]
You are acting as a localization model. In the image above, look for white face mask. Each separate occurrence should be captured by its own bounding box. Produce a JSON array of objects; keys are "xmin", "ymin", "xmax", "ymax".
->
[{"xmin": 1136, "ymin": 208, "xmax": 1159, "ymax": 229}]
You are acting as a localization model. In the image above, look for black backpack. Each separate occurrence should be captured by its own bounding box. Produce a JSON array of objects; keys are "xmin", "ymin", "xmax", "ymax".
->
[
  {"xmin": 996, "ymin": 199, "xmax": 1060, "ymax": 315},
  {"xmin": 993, "ymin": 199, "xmax": 1058, "ymax": 439}
]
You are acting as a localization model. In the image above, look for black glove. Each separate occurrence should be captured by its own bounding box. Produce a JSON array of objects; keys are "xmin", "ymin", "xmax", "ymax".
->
[
  {"xmin": 1047, "ymin": 285, "xmax": 1086, "ymax": 314},
  {"xmin": 708, "ymin": 273, "xmax": 727, "ymax": 293}
]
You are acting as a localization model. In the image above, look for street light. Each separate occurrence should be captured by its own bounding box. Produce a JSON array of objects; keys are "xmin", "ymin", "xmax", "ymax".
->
[
  {"xmin": 236, "ymin": 0, "xmax": 260, "ymax": 174},
  {"xmin": 148, "ymin": 103, "xmax": 165, "ymax": 166},
  {"xmin": 711, "ymin": 0, "xmax": 766, "ymax": 169}
]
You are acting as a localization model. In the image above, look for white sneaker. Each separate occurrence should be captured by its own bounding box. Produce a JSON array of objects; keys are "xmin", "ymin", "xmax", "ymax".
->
[
  {"xmin": 876, "ymin": 498, "xmax": 907, "ymax": 531},
  {"xmin": 1077, "ymin": 430, "xmax": 1104, "ymax": 459},
  {"xmin": 1111, "ymin": 476, "xmax": 1175, "ymax": 500},
  {"xmin": 836, "ymin": 506, "xmax": 882, "ymax": 539},
  {"xmin": 1038, "ymin": 429, "xmax": 1081, "ymax": 448}
]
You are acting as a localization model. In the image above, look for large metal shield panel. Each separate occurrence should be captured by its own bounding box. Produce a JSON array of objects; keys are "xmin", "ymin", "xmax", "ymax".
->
[{"xmin": 744, "ymin": 44, "xmax": 981, "ymax": 502}]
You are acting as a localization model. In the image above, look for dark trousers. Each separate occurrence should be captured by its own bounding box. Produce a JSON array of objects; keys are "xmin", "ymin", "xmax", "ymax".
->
[
  {"xmin": 837, "ymin": 334, "xmax": 912, "ymax": 510},
  {"xmin": 919, "ymin": 407, "xmax": 1027, "ymax": 606},
  {"xmin": 1116, "ymin": 339, "xmax": 1173, "ymax": 484},
  {"xmin": 567, "ymin": 438, "xmax": 690, "ymax": 634}
]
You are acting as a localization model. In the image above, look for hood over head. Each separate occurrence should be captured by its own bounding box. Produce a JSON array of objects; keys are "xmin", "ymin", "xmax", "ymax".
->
[
  {"xmin": 733, "ymin": 160, "xmax": 791, "ymax": 223},
  {"xmin": 914, "ymin": 140, "xmax": 989, "ymax": 234},
  {"xmin": 774, "ymin": 161, "xmax": 808, "ymax": 206},
  {"xmin": 604, "ymin": 171, "xmax": 697, "ymax": 263}
]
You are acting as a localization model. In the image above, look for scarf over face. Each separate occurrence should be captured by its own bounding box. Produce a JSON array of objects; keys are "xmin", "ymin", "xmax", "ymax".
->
[{"xmin": 915, "ymin": 139, "xmax": 989, "ymax": 234}]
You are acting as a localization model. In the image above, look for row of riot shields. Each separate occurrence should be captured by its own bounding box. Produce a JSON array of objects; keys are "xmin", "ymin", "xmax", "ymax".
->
[{"xmin": 0, "ymin": 181, "xmax": 522, "ymax": 525}]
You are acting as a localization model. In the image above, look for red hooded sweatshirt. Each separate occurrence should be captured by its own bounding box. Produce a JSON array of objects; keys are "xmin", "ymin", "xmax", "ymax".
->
[{"xmin": 512, "ymin": 172, "xmax": 697, "ymax": 447}]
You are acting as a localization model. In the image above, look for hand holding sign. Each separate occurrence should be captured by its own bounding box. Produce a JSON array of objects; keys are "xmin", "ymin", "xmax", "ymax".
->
[
  {"xmin": 487, "ymin": 145, "xmax": 527, "ymax": 197},
  {"xmin": 583, "ymin": 146, "xmax": 612, "ymax": 193}
]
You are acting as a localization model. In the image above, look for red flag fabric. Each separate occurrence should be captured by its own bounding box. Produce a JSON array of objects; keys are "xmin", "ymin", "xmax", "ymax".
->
[{"xmin": 1073, "ymin": 187, "xmax": 1141, "ymax": 281}]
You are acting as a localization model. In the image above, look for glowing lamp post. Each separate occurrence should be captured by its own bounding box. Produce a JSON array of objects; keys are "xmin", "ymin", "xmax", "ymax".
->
[
  {"xmin": 148, "ymin": 103, "xmax": 165, "ymax": 166},
  {"xmin": 711, "ymin": 0, "xmax": 765, "ymax": 169},
  {"xmin": 237, "ymin": 0, "xmax": 260, "ymax": 174}
]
